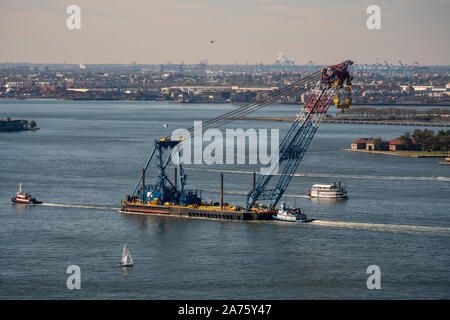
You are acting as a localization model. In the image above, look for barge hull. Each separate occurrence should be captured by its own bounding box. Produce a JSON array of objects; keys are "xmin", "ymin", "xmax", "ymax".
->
[{"xmin": 121, "ymin": 203, "xmax": 274, "ymax": 221}]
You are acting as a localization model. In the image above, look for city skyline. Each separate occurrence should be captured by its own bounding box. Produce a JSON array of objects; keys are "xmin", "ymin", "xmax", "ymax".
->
[{"xmin": 1, "ymin": 0, "xmax": 449, "ymax": 65}]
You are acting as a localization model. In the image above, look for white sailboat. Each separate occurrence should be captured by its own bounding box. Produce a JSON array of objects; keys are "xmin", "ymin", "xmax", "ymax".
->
[{"xmin": 119, "ymin": 243, "xmax": 134, "ymax": 267}]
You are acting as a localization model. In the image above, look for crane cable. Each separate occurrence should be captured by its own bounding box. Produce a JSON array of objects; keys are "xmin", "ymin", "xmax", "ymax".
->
[{"xmin": 164, "ymin": 70, "xmax": 322, "ymax": 140}]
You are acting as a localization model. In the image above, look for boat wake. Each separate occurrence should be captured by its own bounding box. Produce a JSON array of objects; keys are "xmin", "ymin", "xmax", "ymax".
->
[
  {"xmin": 34, "ymin": 203, "xmax": 449, "ymax": 235},
  {"xmin": 204, "ymin": 188, "xmax": 310, "ymax": 198},
  {"xmin": 38, "ymin": 203, "xmax": 120, "ymax": 210},
  {"xmin": 185, "ymin": 167, "xmax": 450, "ymax": 182},
  {"xmin": 311, "ymin": 220, "xmax": 450, "ymax": 236}
]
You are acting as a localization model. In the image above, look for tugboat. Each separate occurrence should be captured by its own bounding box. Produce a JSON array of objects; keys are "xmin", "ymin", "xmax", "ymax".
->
[
  {"xmin": 272, "ymin": 203, "xmax": 315, "ymax": 223},
  {"xmin": 10, "ymin": 183, "xmax": 42, "ymax": 205}
]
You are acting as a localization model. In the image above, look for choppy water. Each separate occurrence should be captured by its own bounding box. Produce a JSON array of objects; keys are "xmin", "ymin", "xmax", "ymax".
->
[{"xmin": 0, "ymin": 99, "xmax": 449, "ymax": 299}]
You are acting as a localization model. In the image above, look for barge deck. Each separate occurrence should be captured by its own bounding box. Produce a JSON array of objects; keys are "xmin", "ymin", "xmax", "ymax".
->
[{"xmin": 121, "ymin": 201, "xmax": 275, "ymax": 221}]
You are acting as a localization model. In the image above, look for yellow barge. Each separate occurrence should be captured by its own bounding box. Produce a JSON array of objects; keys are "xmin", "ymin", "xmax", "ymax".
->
[{"xmin": 120, "ymin": 200, "xmax": 275, "ymax": 221}]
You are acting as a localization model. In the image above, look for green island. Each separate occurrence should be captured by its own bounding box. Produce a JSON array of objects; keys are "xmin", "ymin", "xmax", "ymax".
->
[
  {"xmin": 0, "ymin": 118, "xmax": 39, "ymax": 132},
  {"xmin": 347, "ymin": 129, "xmax": 450, "ymax": 158},
  {"xmin": 342, "ymin": 149, "xmax": 449, "ymax": 158}
]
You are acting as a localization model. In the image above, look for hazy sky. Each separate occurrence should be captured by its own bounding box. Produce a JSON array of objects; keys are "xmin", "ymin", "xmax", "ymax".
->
[{"xmin": 1, "ymin": 0, "xmax": 449, "ymax": 65}]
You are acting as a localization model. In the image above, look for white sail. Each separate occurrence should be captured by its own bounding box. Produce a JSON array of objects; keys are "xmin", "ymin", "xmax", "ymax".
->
[
  {"xmin": 127, "ymin": 250, "xmax": 134, "ymax": 264},
  {"xmin": 122, "ymin": 244, "xmax": 128, "ymax": 264},
  {"xmin": 120, "ymin": 243, "xmax": 133, "ymax": 266}
]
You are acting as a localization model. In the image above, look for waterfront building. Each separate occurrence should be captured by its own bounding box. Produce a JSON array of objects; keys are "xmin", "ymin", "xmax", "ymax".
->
[
  {"xmin": 351, "ymin": 138, "xmax": 371, "ymax": 150},
  {"xmin": 389, "ymin": 138, "xmax": 406, "ymax": 151}
]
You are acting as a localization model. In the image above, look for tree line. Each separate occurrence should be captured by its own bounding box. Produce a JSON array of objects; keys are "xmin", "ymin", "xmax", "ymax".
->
[
  {"xmin": 399, "ymin": 129, "xmax": 450, "ymax": 152},
  {"xmin": 343, "ymin": 107, "xmax": 450, "ymax": 118}
]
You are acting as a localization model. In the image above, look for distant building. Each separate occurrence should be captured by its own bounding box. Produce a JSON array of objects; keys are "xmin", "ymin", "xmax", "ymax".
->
[
  {"xmin": 351, "ymin": 138, "xmax": 388, "ymax": 151},
  {"xmin": 352, "ymin": 137, "xmax": 423, "ymax": 152},
  {"xmin": 389, "ymin": 138, "xmax": 420, "ymax": 151},
  {"xmin": 351, "ymin": 138, "xmax": 371, "ymax": 150},
  {"xmin": 366, "ymin": 139, "xmax": 376, "ymax": 151},
  {"xmin": 389, "ymin": 138, "xmax": 405, "ymax": 151}
]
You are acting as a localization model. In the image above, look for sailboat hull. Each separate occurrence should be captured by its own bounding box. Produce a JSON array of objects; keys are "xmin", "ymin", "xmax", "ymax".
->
[{"xmin": 118, "ymin": 263, "xmax": 133, "ymax": 267}]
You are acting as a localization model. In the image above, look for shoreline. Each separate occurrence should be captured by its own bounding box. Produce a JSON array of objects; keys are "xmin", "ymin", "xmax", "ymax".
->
[
  {"xmin": 228, "ymin": 116, "xmax": 450, "ymax": 127},
  {"xmin": 341, "ymin": 148, "xmax": 449, "ymax": 158},
  {"xmin": 1, "ymin": 97, "xmax": 449, "ymax": 107}
]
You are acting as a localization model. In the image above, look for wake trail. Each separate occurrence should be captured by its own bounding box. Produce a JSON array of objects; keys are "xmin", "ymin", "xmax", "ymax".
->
[
  {"xmin": 311, "ymin": 220, "xmax": 450, "ymax": 235},
  {"xmin": 185, "ymin": 167, "xmax": 450, "ymax": 182},
  {"xmin": 38, "ymin": 203, "xmax": 120, "ymax": 210},
  {"xmin": 204, "ymin": 189, "xmax": 310, "ymax": 198},
  {"xmin": 36, "ymin": 203, "xmax": 449, "ymax": 235}
]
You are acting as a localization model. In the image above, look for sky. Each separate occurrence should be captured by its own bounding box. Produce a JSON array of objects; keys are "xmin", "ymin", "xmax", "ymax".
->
[{"xmin": 0, "ymin": 0, "xmax": 449, "ymax": 65}]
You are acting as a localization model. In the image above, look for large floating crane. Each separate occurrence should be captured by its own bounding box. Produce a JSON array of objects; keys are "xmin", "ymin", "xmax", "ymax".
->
[
  {"xmin": 246, "ymin": 60, "xmax": 353, "ymax": 210},
  {"xmin": 123, "ymin": 60, "xmax": 353, "ymax": 218}
]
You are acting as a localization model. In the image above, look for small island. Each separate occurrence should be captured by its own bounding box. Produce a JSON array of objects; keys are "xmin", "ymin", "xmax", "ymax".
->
[
  {"xmin": 344, "ymin": 129, "xmax": 450, "ymax": 158},
  {"xmin": 0, "ymin": 117, "xmax": 39, "ymax": 132}
]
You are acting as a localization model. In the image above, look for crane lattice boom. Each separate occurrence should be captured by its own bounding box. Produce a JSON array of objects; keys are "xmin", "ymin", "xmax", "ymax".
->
[{"xmin": 245, "ymin": 60, "xmax": 353, "ymax": 210}]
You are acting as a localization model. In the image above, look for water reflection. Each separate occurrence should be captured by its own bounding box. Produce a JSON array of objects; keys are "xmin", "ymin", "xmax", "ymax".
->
[
  {"xmin": 310, "ymin": 197, "xmax": 349, "ymax": 204},
  {"xmin": 11, "ymin": 203, "xmax": 32, "ymax": 214},
  {"xmin": 120, "ymin": 212, "xmax": 176, "ymax": 235},
  {"xmin": 121, "ymin": 266, "xmax": 133, "ymax": 276}
]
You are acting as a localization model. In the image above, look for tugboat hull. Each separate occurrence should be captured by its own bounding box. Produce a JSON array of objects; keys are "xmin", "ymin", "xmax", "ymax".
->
[
  {"xmin": 10, "ymin": 198, "xmax": 42, "ymax": 205},
  {"xmin": 272, "ymin": 202, "xmax": 315, "ymax": 223},
  {"xmin": 272, "ymin": 215, "xmax": 315, "ymax": 223}
]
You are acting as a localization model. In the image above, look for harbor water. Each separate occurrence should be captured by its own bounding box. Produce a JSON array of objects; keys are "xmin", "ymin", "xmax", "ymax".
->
[{"xmin": 0, "ymin": 99, "xmax": 449, "ymax": 299}]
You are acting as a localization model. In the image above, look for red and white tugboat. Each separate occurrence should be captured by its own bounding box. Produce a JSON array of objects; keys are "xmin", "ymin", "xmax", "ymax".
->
[{"xmin": 10, "ymin": 183, "xmax": 42, "ymax": 205}]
